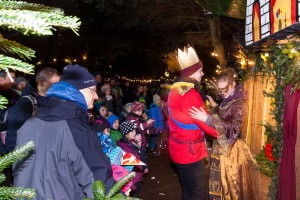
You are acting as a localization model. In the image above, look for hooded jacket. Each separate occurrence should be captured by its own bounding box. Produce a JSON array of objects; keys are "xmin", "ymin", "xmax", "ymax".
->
[{"xmin": 13, "ymin": 82, "xmax": 115, "ymax": 200}]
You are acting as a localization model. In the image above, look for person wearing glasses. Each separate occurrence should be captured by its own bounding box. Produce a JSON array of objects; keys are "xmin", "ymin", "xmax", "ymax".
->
[
  {"xmin": 13, "ymin": 64, "xmax": 115, "ymax": 200},
  {"xmin": 189, "ymin": 68, "xmax": 261, "ymax": 200}
]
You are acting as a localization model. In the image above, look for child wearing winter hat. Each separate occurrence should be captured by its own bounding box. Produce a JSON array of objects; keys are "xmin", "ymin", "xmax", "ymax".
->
[
  {"xmin": 148, "ymin": 94, "xmax": 166, "ymax": 154},
  {"xmin": 120, "ymin": 102, "xmax": 132, "ymax": 123},
  {"xmin": 117, "ymin": 121, "xmax": 147, "ymax": 197},
  {"xmin": 107, "ymin": 115, "xmax": 122, "ymax": 146},
  {"xmin": 91, "ymin": 120, "xmax": 133, "ymax": 195},
  {"xmin": 90, "ymin": 120, "xmax": 113, "ymax": 156},
  {"xmin": 127, "ymin": 101, "xmax": 154, "ymax": 149}
]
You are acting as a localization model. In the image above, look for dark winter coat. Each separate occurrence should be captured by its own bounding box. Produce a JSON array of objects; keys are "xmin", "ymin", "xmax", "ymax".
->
[
  {"xmin": 5, "ymin": 84, "xmax": 46, "ymax": 153},
  {"xmin": 13, "ymin": 82, "xmax": 115, "ymax": 200}
]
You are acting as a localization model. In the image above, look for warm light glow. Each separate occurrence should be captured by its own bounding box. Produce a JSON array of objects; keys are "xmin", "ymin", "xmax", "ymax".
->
[
  {"xmin": 83, "ymin": 56, "xmax": 87, "ymax": 60},
  {"xmin": 53, "ymin": 58, "xmax": 57, "ymax": 62},
  {"xmin": 291, "ymin": 48, "xmax": 296, "ymax": 53},
  {"xmin": 240, "ymin": 60, "xmax": 246, "ymax": 65},
  {"xmin": 64, "ymin": 59, "xmax": 71, "ymax": 63},
  {"xmin": 37, "ymin": 61, "xmax": 42, "ymax": 65},
  {"xmin": 73, "ymin": 59, "xmax": 77, "ymax": 62},
  {"xmin": 248, "ymin": 60, "xmax": 255, "ymax": 66},
  {"xmin": 264, "ymin": 53, "xmax": 269, "ymax": 57}
]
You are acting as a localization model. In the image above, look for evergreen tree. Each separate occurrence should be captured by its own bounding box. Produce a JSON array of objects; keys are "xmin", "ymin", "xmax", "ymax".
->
[
  {"xmin": 0, "ymin": 0, "xmax": 81, "ymax": 108},
  {"xmin": 0, "ymin": 141, "xmax": 35, "ymax": 199}
]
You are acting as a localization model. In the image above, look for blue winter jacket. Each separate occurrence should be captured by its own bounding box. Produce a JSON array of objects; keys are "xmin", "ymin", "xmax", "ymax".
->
[
  {"xmin": 149, "ymin": 103, "xmax": 164, "ymax": 130},
  {"xmin": 13, "ymin": 82, "xmax": 115, "ymax": 200}
]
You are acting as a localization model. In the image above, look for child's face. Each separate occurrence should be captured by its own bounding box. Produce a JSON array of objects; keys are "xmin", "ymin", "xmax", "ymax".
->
[
  {"xmin": 99, "ymin": 107, "xmax": 108, "ymax": 117},
  {"xmin": 125, "ymin": 129, "xmax": 136, "ymax": 140},
  {"xmin": 133, "ymin": 110, "xmax": 143, "ymax": 116},
  {"xmin": 126, "ymin": 106, "xmax": 132, "ymax": 113},
  {"xmin": 134, "ymin": 134, "xmax": 142, "ymax": 142},
  {"xmin": 155, "ymin": 98, "xmax": 161, "ymax": 105},
  {"xmin": 112, "ymin": 120, "xmax": 119, "ymax": 129}
]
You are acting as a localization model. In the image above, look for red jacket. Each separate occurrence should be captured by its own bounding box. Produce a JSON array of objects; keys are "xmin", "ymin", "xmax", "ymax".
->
[{"xmin": 167, "ymin": 82, "xmax": 217, "ymax": 164}]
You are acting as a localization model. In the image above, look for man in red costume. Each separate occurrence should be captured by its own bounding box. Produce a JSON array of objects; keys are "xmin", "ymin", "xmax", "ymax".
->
[{"xmin": 167, "ymin": 46, "xmax": 217, "ymax": 200}]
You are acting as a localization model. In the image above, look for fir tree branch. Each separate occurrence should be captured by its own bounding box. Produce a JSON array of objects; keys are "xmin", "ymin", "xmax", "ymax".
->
[
  {"xmin": 0, "ymin": 174, "xmax": 5, "ymax": 184},
  {"xmin": 0, "ymin": 141, "xmax": 34, "ymax": 173},
  {"xmin": 107, "ymin": 172, "xmax": 136, "ymax": 198},
  {"xmin": 0, "ymin": 34, "xmax": 35, "ymax": 60},
  {"xmin": 0, "ymin": 9, "xmax": 81, "ymax": 36},
  {"xmin": 0, "ymin": 55, "xmax": 34, "ymax": 74},
  {"xmin": 0, "ymin": 0, "xmax": 63, "ymax": 13},
  {"xmin": 92, "ymin": 180, "xmax": 105, "ymax": 200},
  {"xmin": 0, "ymin": 187, "xmax": 35, "ymax": 199},
  {"xmin": 0, "ymin": 96, "xmax": 8, "ymax": 109}
]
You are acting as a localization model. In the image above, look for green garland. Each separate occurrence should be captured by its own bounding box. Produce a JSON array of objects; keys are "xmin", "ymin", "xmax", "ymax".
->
[{"xmin": 242, "ymin": 40, "xmax": 300, "ymax": 200}]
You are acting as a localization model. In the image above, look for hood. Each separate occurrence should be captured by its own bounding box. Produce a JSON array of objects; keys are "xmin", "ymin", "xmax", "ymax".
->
[{"xmin": 46, "ymin": 82, "xmax": 87, "ymax": 110}]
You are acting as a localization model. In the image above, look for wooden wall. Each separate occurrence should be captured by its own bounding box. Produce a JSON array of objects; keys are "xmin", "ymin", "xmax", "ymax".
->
[{"xmin": 242, "ymin": 74, "xmax": 276, "ymax": 154}]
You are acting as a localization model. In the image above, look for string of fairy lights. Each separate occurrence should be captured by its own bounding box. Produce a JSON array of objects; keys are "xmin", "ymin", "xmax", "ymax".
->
[{"xmin": 35, "ymin": 56, "xmax": 176, "ymax": 83}]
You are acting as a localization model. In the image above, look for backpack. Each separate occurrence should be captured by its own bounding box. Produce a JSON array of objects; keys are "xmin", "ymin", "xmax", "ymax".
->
[
  {"xmin": 0, "ymin": 110, "xmax": 8, "ymax": 132},
  {"xmin": 0, "ymin": 95, "xmax": 37, "ymax": 132},
  {"xmin": 22, "ymin": 95, "xmax": 38, "ymax": 115}
]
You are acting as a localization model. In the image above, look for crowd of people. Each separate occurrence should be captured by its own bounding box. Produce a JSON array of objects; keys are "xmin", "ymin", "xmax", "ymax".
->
[
  {"xmin": 0, "ymin": 45, "xmax": 261, "ymax": 200},
  {"xmin": 0, "ymin": 64, "xmax": 169, "ymax": 198}
]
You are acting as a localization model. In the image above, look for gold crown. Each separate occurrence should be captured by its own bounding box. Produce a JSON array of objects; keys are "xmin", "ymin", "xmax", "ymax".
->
[{"xmin": 177, "ymin": 46, "xmax": 200, "ymax": 70}]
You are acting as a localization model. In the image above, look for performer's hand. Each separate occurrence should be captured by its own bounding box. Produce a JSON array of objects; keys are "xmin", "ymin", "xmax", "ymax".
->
[
  {"xmin": 189, "ymin": 106, "xmax": 208, "ymax": 122},
  {"xmin": 144, "ymin": 168, "xmax": 149, "ymax": 173},
  {"xmin": 206, "ymin": 95, "xmax": 218, "ymax": 108}
]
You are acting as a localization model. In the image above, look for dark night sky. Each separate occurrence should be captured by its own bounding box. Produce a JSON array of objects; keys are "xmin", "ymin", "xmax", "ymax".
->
[{"xmin": 9, "ymin": 0, "xmax": 245, "ymax": 80}]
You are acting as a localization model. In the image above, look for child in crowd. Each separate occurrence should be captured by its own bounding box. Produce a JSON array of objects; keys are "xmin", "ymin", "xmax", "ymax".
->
[
  {"xmin": 101, "ymin": 84, "xmax": 115, "ymax": 115},
  {"xmin": 90, "ymin": 120, "xmax": 133, "ymax": 195},
  {"xmin": 120, "ymin": 102, "xmax": 132, "ymax": 123},
  {"xmin": 107, "ymin": 115, "xmax": 122, "ymax": 146},
  {"xmin": 126, "ymin": 101, "xmax": 154, "ymax": 150},
  {"xmin": 148, "ymin": 94, "xmax": 165, "ymax": 153},
  {"xmin": 133, "ymin": 132, "xmax": 148, "ymax": 174},
  {"xmin": 94, "ymin": 103, "xmax": 111, "ymax": 128},
  {"xmin": 118, "ymin": 121, "xmax": 147, "ymax": 197}
]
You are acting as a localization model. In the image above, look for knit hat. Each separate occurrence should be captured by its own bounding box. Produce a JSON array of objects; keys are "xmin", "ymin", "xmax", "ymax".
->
[
  {"xmin": 124, "ymin": 102, "xmax": 132, "ymax": 110},
  {"xmin": 61, "ymin": 64, "xmax": 95, "ymax": 90},
  {"xmin": 138, "ymin": 97, "xmax": 146, "ymax": 104},
  {"xmin": 131, "ymin": 101, "xmax": 144, "ymax": 112},
  {"xmin": 15, "ymin": 77, "xmax": 27, "ymax": 87},
  {"xmin": 107, "ymin": 115, "xmax": 119, "ymax": 127},
  {"xmin": 153, "ymin": 94, "xmax": 161, "ymax": 102},
  {"xmin": 91, "ymin": 119, "xmax": 110, "ymax": 133},
  {"xmin": 101, "ymin": 84, "xmax": 111, "ymax": 93},
  {"xmin": 120, "ymin": 121, "xmax": 136, "ymax": 135},
  {"xmin": 177, "ymin": 45, "xmax": 203, "ymax": 77}
]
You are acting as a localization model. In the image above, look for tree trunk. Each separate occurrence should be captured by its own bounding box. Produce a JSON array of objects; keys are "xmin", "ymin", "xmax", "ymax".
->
[{"xmin": 207, "ymin": 15, "xmax": 227, "ymax": 69}]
